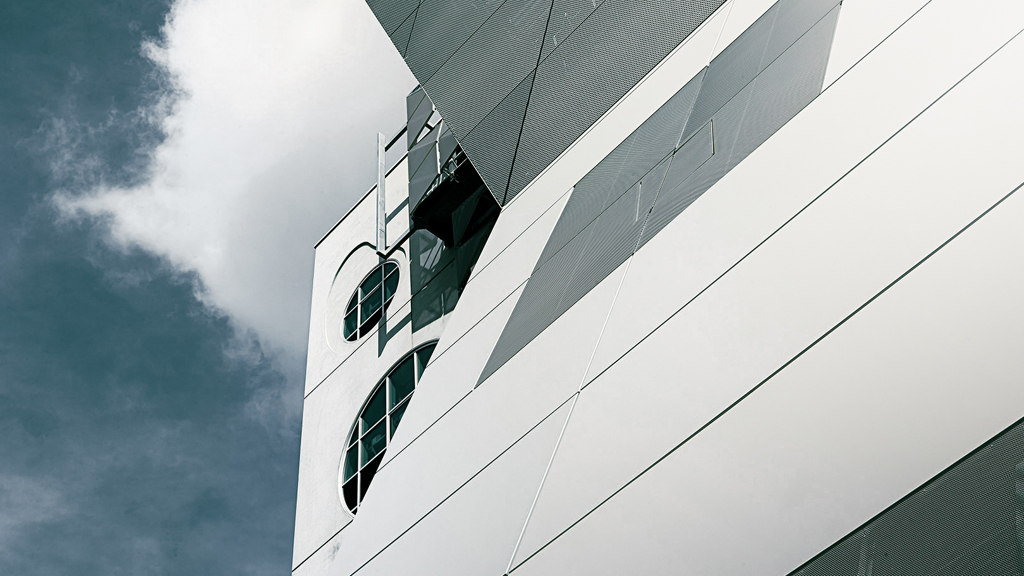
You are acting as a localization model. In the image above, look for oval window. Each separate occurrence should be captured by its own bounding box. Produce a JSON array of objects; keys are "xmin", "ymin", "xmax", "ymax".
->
[
  {"xmin": 344, "ymin": 261, "xmax": 399, "ymax": 341},
  {"xmin": 341, "ymin": 341, "xmax": 437, "ymax": 513}
]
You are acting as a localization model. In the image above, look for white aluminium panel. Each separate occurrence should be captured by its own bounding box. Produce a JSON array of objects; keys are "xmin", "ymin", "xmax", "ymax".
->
[
  {"xmin": 586, "ymin": 0, "xmax": 1024, "ymax": 382},
  {"xmin": 305, "ymin": 193, "xmax": 377, "ymax": 393},
  {"xmin": 511, "ymin": 164, "xmax": 1024, "ymax": 576},
  {"xmin": 331, "ymin": 400, "xmax": 573, "ymax": 576},
  {"xmin": 292, "ymin": 530, "xmax": 342, "ymax": 576},
  {"xmin": 328, "ymin": 260, "xmax": 629, "ymax": 574},
  {"xmin": 292, "ymin": 296, "xmax": 415, "ymax": 569},
  {"xmin": 512, "ymin": 30, "xmax": 1024, "ymax": 567},
  {"xmin": 822, "ymin": 0, "xmax": 931, "ymax": 87}
]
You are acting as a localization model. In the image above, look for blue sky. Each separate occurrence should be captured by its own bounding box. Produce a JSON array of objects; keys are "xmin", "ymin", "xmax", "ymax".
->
[{"xmin": 0, "ymin": 0, "xmax": 413, "ymax": 573}]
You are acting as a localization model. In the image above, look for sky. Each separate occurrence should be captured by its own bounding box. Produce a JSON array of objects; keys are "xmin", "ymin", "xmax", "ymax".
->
[{"xmin": 0, "ymin": 0, "xmax": 414, "ymax": 573}]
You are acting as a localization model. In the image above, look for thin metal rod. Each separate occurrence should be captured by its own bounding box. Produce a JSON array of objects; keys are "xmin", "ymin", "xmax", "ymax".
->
[{"xmin": 376, "ymin": 132, "xmax": 387, "ymax": 254}]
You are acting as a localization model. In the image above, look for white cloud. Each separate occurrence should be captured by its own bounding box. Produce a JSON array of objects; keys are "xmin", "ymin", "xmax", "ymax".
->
[{"xmin": 55, "ymin": 0, "xmax": 416, "ymax": 360}]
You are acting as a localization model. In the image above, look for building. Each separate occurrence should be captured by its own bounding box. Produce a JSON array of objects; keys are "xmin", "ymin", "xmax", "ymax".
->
[{"xmin": 292, "ymin": 0, "xmax": 1024, "ymax": 575}]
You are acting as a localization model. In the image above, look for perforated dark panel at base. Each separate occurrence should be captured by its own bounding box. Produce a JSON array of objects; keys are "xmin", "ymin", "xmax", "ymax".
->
[
  {"xmin": 479, "ymin": 0, "xmax": 840, "ymax": 385},
  {"xmin": 790, "ymin": 416, "xmax": 1024, "ymax": 576}
]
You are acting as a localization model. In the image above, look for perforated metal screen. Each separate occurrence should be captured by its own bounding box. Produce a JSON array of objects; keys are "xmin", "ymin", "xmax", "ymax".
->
[
  {"xmin": 790, "ymin": 416, "xmax": 1024, "ymax": 576},
  {"xmin": 369, "ymin": 0, "xmax": 729, "ymax": 206}
]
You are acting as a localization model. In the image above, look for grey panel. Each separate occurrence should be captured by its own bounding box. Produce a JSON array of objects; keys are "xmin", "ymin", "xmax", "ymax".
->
[
  {"xmin": 480, "ymin": 0, "xmax": 840, "ymax": 381},
  {"xmin": 534, "ymin": 70, "xmax": 705, "ymax": 271},
  {"xmin": 680, "ymin": 2, "xmax": 777, "ymax": 142},
  {"xmin": 460, "ymin": 71, "xmax": 537, "ymax": 204},
  {"xmin": 366, "ymin": 0, "xmax": 420, "ymax": 36},
  {"xmin": 390, "ymin": 5, "xmax": 417, "ymax": 57},
  {"xmin": 658, "ymin": 120, "xmax": 715, "ymax": 199},
  {"xmin": 437, "ymin": 123, "xmax": 458, "ymax": 166},
  {"xmin": 477, "ymin": 219, "xmax": 595, "ymax": 386},
  {"xmin": 424, "ymin": 0, "xmax": 550, "ymax": 141},
  {"xmin": 408, "ymin": 122, "xmax": 439, "ymax": 179},
  {"xmin": 559, "ymin": 184, "xmax": 645, "ymax": 312},
  {"xmin": 635, "ymin": 153, "xmax": 673, "ymax": 221},
  {"xmin": 407, "ymin": 123, "xmax": 440, "ymax": 210},
  {"xmin": 792, "ymin": 418, "xmax": 1024, "ymax": 576},
  {"xmin": 406, "ymin": 86, "xmax": 433, "ymax": 151},
  {"xmin": 505, "ymin": 0, "xmax": 727, "ymax": 204},
  {"xmin": 403, "ymin": 0, "xmax": 506, "ymax": 84},
  {"xmin": 763, "ymin": 0, "xmax": 842, "ymax": 69},
  {"xmin": 641, "ymin": 4, "xmax": 839, "ymax": 247},
  {"xmin": 539, "ymin": 0, "xmax": 602, "ymax": 62}
]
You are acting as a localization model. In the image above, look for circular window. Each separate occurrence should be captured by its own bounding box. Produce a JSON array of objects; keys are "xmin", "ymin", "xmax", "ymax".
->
[
  {"xmin": 341, "ymin": 341, "xmax": 437, "ymax": 513},
  {"xmin": 344, "ymin": 261, "xmax": 399, "ymax": 341}
]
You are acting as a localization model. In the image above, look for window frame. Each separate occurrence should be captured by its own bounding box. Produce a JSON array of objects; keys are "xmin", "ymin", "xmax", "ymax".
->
[
  {"xmin": 343, "ymin": 260, "xmax": 400, "ymax": 341},
  {"xmin": 341, "ymin": 340, "xmax": 437, "ymax": 514}
]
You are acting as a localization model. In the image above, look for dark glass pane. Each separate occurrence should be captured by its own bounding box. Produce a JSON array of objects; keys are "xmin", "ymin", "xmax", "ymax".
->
[
  {"xmin": 384, "ymin": 267, "xmax": 399, "ymax": 301},
  {"xmin": 348, "ymin": 423, "xmax": 360, "ymax": 446},
  {"xmin": 359, "ymin": 452, "xmax": 384, "ymax": 501},
  {"xmin": 390, "ymin": 400, "xmax": 409, "ymax": 436},
  {"xmin": 342, "ymin": 477, "xmax": 359, "ymax": 512},
  {"xmin": 343, "ymin": 444, "xmax": 359, "ymax": 482},
  {"xmin": 361, "ymin": 420, "xmax": 387, "ymax": 466},
  {"xmin": 346, "ymin": 292, "xmax": 358, "ymax": 314},
  {"xmin": 361, "ymin": 285, "xmax": 383, "ymax": 319},
  {"xmin": 417, "ymin": 343, "xmax": 437, "ymax": 378},
  {"xmin": 389, "ymin": 356, "xmax": 416, "ymax": 408},
  {"xmin": 344, "ymin": 310, "xmax": 358, "ymax": 340},
  {"xmin": 359, "ymin": 308, "xmax": 382, "ymax": 337},
  {"xmin": 361, "ymin": 266, "xmax": 383, "ymax": 297},
  {"xmin": 361, "ymin": 385, "xmax": 386, "ymax": 431}
]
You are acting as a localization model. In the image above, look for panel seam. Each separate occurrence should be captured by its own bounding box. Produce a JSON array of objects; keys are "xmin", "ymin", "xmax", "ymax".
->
[
  {"xmin": 504, "ymin": 253, "xmax": 636, "ymax": 573},
  {"xmin": 500, "ymin": 0, "xmax": 558, "ymax": 204}
]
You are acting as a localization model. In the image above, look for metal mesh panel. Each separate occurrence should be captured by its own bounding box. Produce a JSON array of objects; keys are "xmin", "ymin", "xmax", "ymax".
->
[
  {"xmin": 763, "ymin": 0, "xmax": 841, "ymax": 69},
  {"xmin": 461, "ymin": 71, "xmax": 536, "ymax": 205},
  {"xmin": 660, "ymin": 121, "xmax": 715, "ymax": 199},
  {"xmin": 403, "ymin": 0, "xmax": 507, "ymax": 84},
  {"xmin": 477, "ymin": 220, "xmax": 594, "ymax": 385},
  {"xmin": 437, "ymin": 123, "xmax": 458, "ymax": 166},
  {"xmin": 681, "ymin": 3, "xmax": 776, "ymax": 143},
  {"xmin": 790, "ymin": 417, "xmax": 1024, "ymax": 576},
  {"xmin": 406, "ymin": 86, "xmax": 433, "ymax": 150},
  {"xmin": 391, "ymin": 5, "xmax": 418, "ymax": 57},
  {"xmin": 559, "ymin": 183, "xmax": 645, "ymax": 314},
  {"xmin": 534, "ymin": 70, "xmax": 704, "ymax": 271},
  {"xmin": 636, "ymin": 154, "xmax": 673, "ymax": 221},
  {"xmin": 424, "ymin": 0, "xmax": 550, "ymax": 141},
  {"xmin": 367, "ymin": 0, "xmax": 420, "ymax": 35},
  {"xmin": 540, "ymin": 0, "xmax": 603, "ymax": 62},
  {"xmin": 640, "ymin": 3, "xmax": 839, "ymax": 247},
  {"xmin": 504, "ymin": 0, "xmax": 726, "ymax": 204}
]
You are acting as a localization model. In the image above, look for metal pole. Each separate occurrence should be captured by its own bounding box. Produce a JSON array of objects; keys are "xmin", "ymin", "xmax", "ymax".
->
[{"xmin": 376, "ymin": 132, "xmax": 386, "ymax": 254}]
